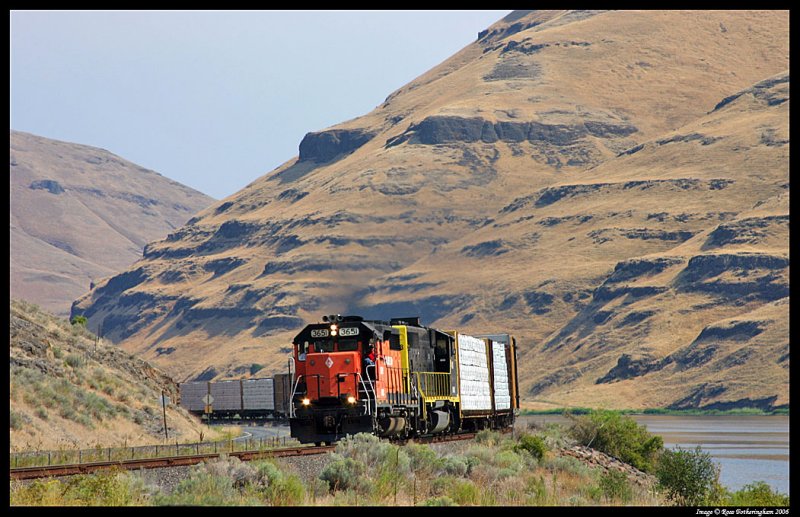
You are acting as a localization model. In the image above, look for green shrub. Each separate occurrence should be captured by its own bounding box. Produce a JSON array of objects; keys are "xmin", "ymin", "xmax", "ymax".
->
[
  {"xmin": 64, "ymin": 354, "xmax": 85, "ymax": 369},
  {"xmin": 475, "ymin": 429, "xmax": 502, "ymax": 446},
  {"xmin": 35, "ymin": 407, "xmax": 48, "ymax": 421},
  {"xmin": 421, "ymin": 495, "xmax": 456, "ymax": 506},
  {"xmin": 320, "ymin": 455, "xmax": 369, "ymax": 493},
  {"xmin": 335, "ymin": 433, "xmax": 407, "ymax": 472},
  {"xmin": 656, "ymin": 446, "xmax": 720, "ymax": 506},
  {"xmin": 70, "ymin": 315, "xmax": 88, "ymax": 327},
  {"xmin": 254, "ymin": 460, "xmax": 283, "ymax": 486},
  {"xmin": 266, "ymin": 473, "xmax": 305, "ymax": 506},
  {"xmin": 250, "ymin": 461, "xmax": 305, "ymax": 505},
  {"xmin": 494, "ymin": 449, "xmax": 524, "ymax": 472},
  {"xmin": 599, "ymin": 469, "xmax": 633, "ymax": 503},
  {"xmin": 430, "ymin": 476, "xmax": 457, "ymax": 496},
  {"xmin": 546, "ymin": 455, "xmax": 592, "ymax": 477},
  {"xmin": 570, "ymin": 410, "xmax": 663, "ymax": 472},
  {"xmin": 154, "ymin": 470, "xmax": 242, "ymax": 506},
  {"xmin": 11, "ymin": 471, "xmax": 149, "ymax": 506},
  {"xmin": 728, "ymin": 481, "xmax": 789, "ymax": 506},
  {"xmin": 440, "ymin": 455, "xmax": 468, "ymax": 476},
  {"xmin": 525, "ymin": 475, "xmax": 549, "ymax": 504},
  {"xmin": 405, "ymin": 443, "xmax": 440, "ymax": 473},
  {"xmin": 450, "ymin": 478, "xmax": 480, "ymax": 505},
  {"xmin": 515, "ymin": 433, "xmax": 548, "ymax": 461},
  {"xmin": 10, "ymin": 410, "xmax": 30, "ymax": 430}
]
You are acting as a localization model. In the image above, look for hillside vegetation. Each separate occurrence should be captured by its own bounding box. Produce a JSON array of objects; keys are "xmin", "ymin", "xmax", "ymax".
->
[{"xmin": 10, "ymin": 300, "xmax": 223, "ymax": 450}]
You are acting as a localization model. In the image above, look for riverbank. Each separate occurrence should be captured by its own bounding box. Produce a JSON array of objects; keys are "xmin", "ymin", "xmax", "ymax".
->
[{"xmin": 520, "ymin": 413, "xmax": 790, "ymax": 495}]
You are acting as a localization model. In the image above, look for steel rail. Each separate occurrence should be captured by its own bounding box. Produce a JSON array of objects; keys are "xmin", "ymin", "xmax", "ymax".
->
[{"xmin": 9, "ymin": 445, "xmax": 335, "ymax": 481}]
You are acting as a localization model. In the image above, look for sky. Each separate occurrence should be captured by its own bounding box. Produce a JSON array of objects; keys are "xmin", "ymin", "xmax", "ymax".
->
[{"xmin": 10, "ymin": 10, "xmax": 511, "ymax": 200}]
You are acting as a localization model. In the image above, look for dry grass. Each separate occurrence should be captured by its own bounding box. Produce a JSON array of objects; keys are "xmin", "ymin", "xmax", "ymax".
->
[{"xmin": 9, "ymin": 300, "xmax": 225, "ymax": 451}]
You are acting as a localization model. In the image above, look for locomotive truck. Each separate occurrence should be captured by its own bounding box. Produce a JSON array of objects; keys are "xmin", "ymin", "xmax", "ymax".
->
[{"xmin": 288, "ymin": 315, "xmax": 519, "ymax": 445}]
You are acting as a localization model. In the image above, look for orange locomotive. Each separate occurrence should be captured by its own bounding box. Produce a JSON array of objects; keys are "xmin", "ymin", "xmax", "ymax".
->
[{"xmin": 289, "ymin": 315, "xmax": 519, "ymax": 445}]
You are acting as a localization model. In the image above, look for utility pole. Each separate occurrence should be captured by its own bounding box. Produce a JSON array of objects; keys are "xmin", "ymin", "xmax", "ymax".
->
[{"xmin": 161, "ymin": 390, "xmax": 169, "ymax": 441}]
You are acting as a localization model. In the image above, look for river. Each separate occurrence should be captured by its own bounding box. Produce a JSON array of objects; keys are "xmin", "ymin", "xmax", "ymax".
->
[{"xmin": 520, "ymin": 414, "xmax": 789, "ymax": 495}]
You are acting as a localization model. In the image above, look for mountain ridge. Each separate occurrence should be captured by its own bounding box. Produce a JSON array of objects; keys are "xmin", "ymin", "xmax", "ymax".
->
[
  {"xmin": 72, "ymin": 10, "xmax": 788, "ymax": 409},
  {"xmin": 10, "ymin": 130, "xmax": 214, "ymax": 316}
]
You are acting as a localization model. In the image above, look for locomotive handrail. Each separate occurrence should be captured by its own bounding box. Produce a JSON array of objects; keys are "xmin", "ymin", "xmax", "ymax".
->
[
  {"xmin": 363, "ymin": 366, "xmax": 377, "ymax": 415},
  {"xmin": 289, "ymin": 374, "xmax": 302, "ymax": 419},
  {"xmin": 414, "ymin": 372, "xmax": 452, "ymax": 400},
  {"xmin": 288, "ymin": 374, "xmax": 319, "ymax": 418},
  {"xmin": 354, "ymin": 372, "xmax": 372, "ymax": 416}
]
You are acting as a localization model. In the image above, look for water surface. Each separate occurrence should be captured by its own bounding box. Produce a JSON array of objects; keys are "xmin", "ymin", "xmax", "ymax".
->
[{"xmin": 521, "ymin": 414, "xmax": 789, "ymax": 494}]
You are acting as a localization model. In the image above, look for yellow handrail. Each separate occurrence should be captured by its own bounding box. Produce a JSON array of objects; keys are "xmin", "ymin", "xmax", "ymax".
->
[{"xmin": 414, "ymin": 372, "xmax": 451, "ymax": 400}]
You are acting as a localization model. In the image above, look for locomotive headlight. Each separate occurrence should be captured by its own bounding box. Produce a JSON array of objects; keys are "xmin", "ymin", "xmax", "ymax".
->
[
  {"xmin": 330, "ymin": 324, "xmax": 338, "ymax": 331},
  {"xmin": 301, "ymin": 398, "xmax": 311, "ymax": 406},
  {"xmin": 347, "ymin": 396, "xmax": 356, "ymax": 404}
]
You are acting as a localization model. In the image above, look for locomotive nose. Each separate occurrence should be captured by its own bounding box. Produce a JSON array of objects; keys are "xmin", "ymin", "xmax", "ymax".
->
[{"xmin": 306, "ymin": 351, "xmax": 360, "ymax": 401}]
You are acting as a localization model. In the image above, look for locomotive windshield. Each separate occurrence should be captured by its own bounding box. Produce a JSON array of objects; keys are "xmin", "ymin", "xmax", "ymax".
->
[{"xmin": 298, "ymin": 338, "xmax": 361, "ymax": 356}]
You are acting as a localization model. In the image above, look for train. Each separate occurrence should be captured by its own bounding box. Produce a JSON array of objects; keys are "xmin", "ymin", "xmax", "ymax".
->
[
  {"xmin": 288, "ymin": 315, "xmax": 519, "ymax": 445},
  {"xmin": 178, "ymin": 314, "xmax": 520, "ymax": 445},
  {"xmin": 179, "ymin": 373, "xmax": 293, "ymax": 420}
]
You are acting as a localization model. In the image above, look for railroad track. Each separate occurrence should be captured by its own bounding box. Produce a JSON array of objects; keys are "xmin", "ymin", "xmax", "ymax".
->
[
  {"xmin": 9, "ymin": 430, "xmax": 493, "ymax": 480},
  {"xmin": 9, "ymin": 444, "xmax": 335, "ymax": 481}
]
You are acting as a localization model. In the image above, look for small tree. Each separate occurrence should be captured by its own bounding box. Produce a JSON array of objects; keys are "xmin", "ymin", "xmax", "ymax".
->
[
  {"xmin": 656, "ymin": 446, "xmax": 720, "ymax": 505},
  {"xmin": 569, "ymin": 410, "xmax": 663, "ymax": 473},
  {"xmin": 729, "ymin": 481, "xmax": 790, "ymax": 506},
  {"xmin": 515, "ymin": 433, "xmax": 548, "ymax": 461},
  {"xmin": 70, "ymin": 315, "xmax": 88, "ymax": 327}
]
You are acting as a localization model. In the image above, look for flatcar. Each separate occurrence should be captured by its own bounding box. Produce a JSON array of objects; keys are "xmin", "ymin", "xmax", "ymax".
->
[{"xmin": 288, "ymin": 315, "xmax": 519, "ymax": 445}]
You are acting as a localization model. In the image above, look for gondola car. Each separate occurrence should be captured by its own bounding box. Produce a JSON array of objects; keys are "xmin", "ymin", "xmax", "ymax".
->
[{"xmin": 288, "ymin": 315, "xmax": 519, "ymax": 445}]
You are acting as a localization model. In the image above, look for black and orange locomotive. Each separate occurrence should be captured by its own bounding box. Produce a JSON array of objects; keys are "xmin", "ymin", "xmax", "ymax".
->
[{"xmin": 289, "ymin": 315, "xmax": 519, "ymax": 445}]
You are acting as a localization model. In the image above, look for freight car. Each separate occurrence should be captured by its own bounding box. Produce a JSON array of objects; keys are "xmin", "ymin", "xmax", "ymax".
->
[
  {"xmin": 179, "ymin": 373, "xmax": 292, "ymax": 420},
  {"xmin": 289, "ymin": 315, "xmax": 519, "ymax": 445}
]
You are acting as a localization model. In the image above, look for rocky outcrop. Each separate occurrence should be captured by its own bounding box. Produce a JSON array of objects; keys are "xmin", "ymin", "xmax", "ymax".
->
[
  {"xmin": 675, "ymin": 253, "xmax": 789, "ymax": 301},
  {"xmin": 386, "ymin": 116, "xmax": 636, "ymax": 148},
  {"xmin": 298, "ymin": 128, "xmax": 376, "ymax": 163},
  {"xmin": 596, "ymin": 354, "xmax": 669, "ymax": 384},
  {"xmin": 605, "ymin": 258, "xmax": 684, "ymax": 283},
  {"xmin": 712, "ymin": 73, "xmax": 789, "ymax": 112},
  {"xmin": 558, "ymin": 445, "xmax": 656, "ymax": 488},
  {"xmin": 461, "ymin": 239, "xmax": 509, "ymax": 257},
  {"xmin": 29, "ymin": 178, "xmax": 65, "ymax": 194},
  {"xmin": 702, "ymin": 215, "xmax": 789, "ymax": 249}
]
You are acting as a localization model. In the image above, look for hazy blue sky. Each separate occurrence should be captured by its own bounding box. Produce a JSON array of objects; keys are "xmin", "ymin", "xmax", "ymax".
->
[{"xmin": 10, "ymin": 10, "xmax": 510, "ymax": 199}]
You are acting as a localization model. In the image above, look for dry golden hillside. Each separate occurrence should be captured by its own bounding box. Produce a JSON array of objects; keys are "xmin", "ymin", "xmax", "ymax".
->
[
  {"xmin": 9, "ymin": 300, "xmax": 225, "ymax": 450},
  {"xmin": 10, "ymin": 131, "xmax": 214, "ymax": 316},
  {"xmin": 72, "ymin": 11, "xmax": 788, "ymax": 409},
  {"xmin": 374, "ymin": 72, "xmax": 789, "ymax": 409}
]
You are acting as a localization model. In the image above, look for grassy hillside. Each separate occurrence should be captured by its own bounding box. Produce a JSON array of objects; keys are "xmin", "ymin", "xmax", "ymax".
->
[{"xmin": 9, "ymin": 300, "xmax": 224, "ymax": 450}]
